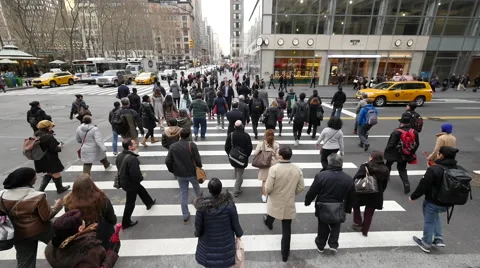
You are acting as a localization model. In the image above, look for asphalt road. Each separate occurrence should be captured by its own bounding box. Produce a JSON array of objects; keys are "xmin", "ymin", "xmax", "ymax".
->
[{"xmin": 0, "ymin": 73, "xmax": 480, "ymax": 267}]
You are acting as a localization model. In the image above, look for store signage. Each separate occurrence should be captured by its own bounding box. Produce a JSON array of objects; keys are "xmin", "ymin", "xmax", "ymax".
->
[{"xmin": 349, "ymin": 40, "xmax": 365, "ymax": 46}]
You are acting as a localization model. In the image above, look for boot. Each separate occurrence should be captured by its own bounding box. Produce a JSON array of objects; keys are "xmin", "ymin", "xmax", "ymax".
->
[
  {"xmin": 38, "ymin": 175, "xmax": 52, "ymax": 192},
  {"xmin": 141, "ymin": 137, "xmax": 148, "ymax": 147},
  {"xmin": 54, "ymin": 177, "xmax": 70, "ymax": 194},
  {"xmin": 150, "ymin": 137, "xmax": 160, "ymax": 144}
]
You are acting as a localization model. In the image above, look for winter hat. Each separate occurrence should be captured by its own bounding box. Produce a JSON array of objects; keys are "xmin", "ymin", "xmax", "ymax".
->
[
  {"xmin": 439, "ymin": 146, "xmax": 459, "ymax": 159},
  {"xmin": 29, "ymin": 101, "xmax": 40, "ymax": 107},
  {"xmin": 441, "ymin": 123, "xmax": 453, "ymax": 134},
  {"xmin": 52, "ymin": 210, "xmax": 83, "ymax": 247},
  {"xmin": 75, "ymin": 94, "xmax": 83, "ymax": 98},
  {"xmin": 327, "ymin": 153, "xmax": 343, "ymax": 167},
  {"xmin": 398, "ymin": 112, "xmax": 412, "ymax": 124},
  {"xmin": 36, "ymin": 120, "xmax": 55, "ymax": 129},
  {"xmin": 3, "ymin": 167, "xmax": 36, "ymax": 189},
  {"xmin": 407, "ymin": 102, "xmax": 417, "ymax": 111}
]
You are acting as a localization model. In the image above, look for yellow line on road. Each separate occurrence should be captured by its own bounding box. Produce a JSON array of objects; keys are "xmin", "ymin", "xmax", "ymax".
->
[{"xmin": 323, "ymin": 116, "xmax": 480, "ymax": 120}]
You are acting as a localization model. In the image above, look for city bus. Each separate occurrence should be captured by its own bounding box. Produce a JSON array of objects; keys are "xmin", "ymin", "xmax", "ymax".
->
[{"xmin": 72, "ymin": 58, "xmax": 128, "ymax": 84}]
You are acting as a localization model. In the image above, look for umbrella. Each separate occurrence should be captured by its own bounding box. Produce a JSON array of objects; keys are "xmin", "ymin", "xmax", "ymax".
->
[
  {"xmin": 49, "ymin": 60, "xmax": 66, "ymax": 64},
  {"xmin": 0, "ymin": 59, "xmax": 19, "ymax": 64}
]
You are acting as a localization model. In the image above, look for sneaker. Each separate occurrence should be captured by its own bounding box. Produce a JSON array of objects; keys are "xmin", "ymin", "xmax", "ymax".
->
[
  {"xmin": 294, "ymin": 140, "xmax": 299, "ymax": 147},
  {"xmin": 254, "ymin": 135, "xmax": 258, "ymax": 140},
  {"xmin": 261, "ymin": 195, "xmax": 268, "ymax": 203},
  {"xmin": 194, "ymin": 135, "xmax": 198, "ymax": 141},
  {"xmin": 216, "ymin": 126, "xmax": 220, "ymax": 130},
  {"xmin": 358, "ymin": 143, "xmax": 364, "ymax": 148},
  {"xmin": 183, "ymin": 213, "xmax": 191, "ymax": 225},
  {"xmin": 113, "ymin": 152, "xmax": 118, "ymax": 156},
  {"xmin": 329, "ymin": 248, "xmax": 338, "ymax": 253},
  {"xmin": 404, "ymin": 184, "xmax": 411, "ymax": 195},
  {"xmin": 364, "ymin": 144, "xmax": 370, "ymax": 152},
  {"xmin": 201, "ymin": 137, "xmax": 206, "ymax": 141},
  {"xmin": 317, "ymin": 248, "xmax": 324, "ymax": 253},
  {"xmin": 433, "ymin": 239, "xmax": 445, "ymax": 247},
  {"xmin": 233, "ymin": 190, "xmax": 242, "ymax": 197},
  {"xmin": 413, "ymin": 236, "xmax": 430, "ymax": 253},
  {"xmin": 351, "ymin": 224, "xmax": 363, "ymax": 231},
  {"xmin": 222, "ymin": 127, "xmax": 225, "ymax": 131},
  {"xmin": 105, "ymin": 164, "xmax": 113, "ymax": 171}
]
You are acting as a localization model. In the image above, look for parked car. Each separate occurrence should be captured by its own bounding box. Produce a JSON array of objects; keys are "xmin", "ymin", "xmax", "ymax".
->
[
  {"xmin": 32, "ymin": 72, "xmax": 75, "ymax": 89},
  {"xmin": 135, "ymin": 72, "xmax": 157, "ymax": 85},
  {"xmin": 356, "ymin": 81, "xmax": 433, "ymax": 107},
  {"xmin": 96, "ymin": 70, "xmax": 134, "ymax": 87}
]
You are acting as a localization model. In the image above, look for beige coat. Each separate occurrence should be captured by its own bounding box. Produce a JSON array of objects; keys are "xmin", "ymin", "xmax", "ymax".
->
[
  {"xmin": 427, "ymin": 132, "xmax": 456, "ymax": 161},
  {"xmin": 254, "ymin": 141, "xmax": 279, "ymax": 181},
  {"xmin": 265, "ymin": 161, "xmax": 305, "ymax": 220}
]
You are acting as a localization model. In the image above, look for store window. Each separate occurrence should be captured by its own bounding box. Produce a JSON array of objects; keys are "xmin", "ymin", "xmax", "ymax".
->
[
  {"xmin": 432, "ymin": 17, "xmax": 446, "ymax": 35},
  {"xmin": 386, "ymin": 0, "xmax": 401, "ymax": 15},
  {"xmin": 383, "ymin": 17, "xmax": 397, "ymax": 35},
  {"xmin": 336, "ymin": 0, "xmax": 347, "ymax": 15},
  {"xmin": 399, "ymin": 0, "xmax": 426, "ymax": 16},
  {"xmin": 348, "ymin": 0, "xmax": 374, "ymax": 15},
  {"xmin": 274, "ymin": 58, "xmax": 321, "ymax": 81},
  {"xmin": 395, "ymin": 17, "xmax": 421, "ymax": 35},
  {"xmin": 274, "ymin": 0, "xmax": 319, "ymax": 14},
  {"xmin": 333, "ymin": 16, "xmax": 345, "ymax": 34},
  {"xmin": 378, "ymin": 57, "xmax": 412, "ymax": 79},
  {"xmin": 344, "ymin": 16, "xmax": 371, "ymax": 35},
  {"xmin": 275, "ymin": 15, "xmax": 318, "ymax": 34},
  {"xmin": 233, "ymin": 4, "xmax": 241, "ymax": 11},
  {"xmin": 443, "ymin": 18, "xmax": 471, "ymax": 35}
]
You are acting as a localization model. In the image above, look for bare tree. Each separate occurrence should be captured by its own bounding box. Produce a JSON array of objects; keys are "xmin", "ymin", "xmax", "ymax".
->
[{"xmin": 59, "ymin": 0, "xmax": 82, "ymax": 62}]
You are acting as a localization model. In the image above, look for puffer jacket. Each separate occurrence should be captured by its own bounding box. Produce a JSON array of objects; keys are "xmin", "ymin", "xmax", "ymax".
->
[
  {"xmin": 27, "ymin": 106, "xmax": 52, "ymax": 130},
  {"xmin": 194, "ymin": 192, "xmax": 243, "ymax": 268},
  {"xmin": 76, "ymin": 124, "xmax": 107, "ymax": 164},
  {"xmin": 140, "ymin": 102, "xmax": 157, "ymax": 130},
  {"xmin": 162, "ymin": 126, "xmax": 181, "ymax": 149}
]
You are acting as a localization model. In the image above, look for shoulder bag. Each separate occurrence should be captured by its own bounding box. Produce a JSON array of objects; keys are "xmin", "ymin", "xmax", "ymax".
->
[
  {"xmin": 354, "ymin": 165, "xmax": 379, "ymax": 194},
  {"xmin": 228, "ymin": 133, "xmax": 248, "ymax": 166},
  {"xmin": 252, "ymin": 141, "xmax": 274, "ymax": 169},
  {"xmin": 315, "ymin": 191, "xmax": 348, "ymax": 224},
  {"xmin": 77, "ymin": 128, "xmax": 92, "ymax": 158},
  {"xmin": 114, "ymin": 154, "xmax": 130, "ymax": 189},
  {"xmin": 0, "ymin": 191, "xmax": 29, "ymax": 251},
  {"xmin": 189, "ymin": 142, "xmax": 206, "ymax": 184}
]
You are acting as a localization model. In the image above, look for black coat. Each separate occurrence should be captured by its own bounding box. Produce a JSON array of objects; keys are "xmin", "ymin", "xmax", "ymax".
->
[
  {"xmin": 353, "ymin": 162, "xmax": 390, "ymax": 210},
  {"xmin": 264, "ymin": 106, "xmax": 279, "ymax": 128},
  {"xmin": 115, "ymin": 150, "xmax": 143, "ymax": 191},
  {"xmin": 384, "ymin": 126, "xmax": 419, "ymax": 162},
  {"xmin": 34, "ymin": 129, "xmax": 64, "ymax": 173},
  {"xmin": 194, "ymin": 192, "xmax": 243, "ymax": 268},
  {"xmin": 226, "ymin": 109, "xmax": 245, "ymax": 134},
  {"xmin": 117, "ymin": 85, "xmax": 130, "ymax": 99},
  {"xmin": 128, "ymin": 93, "xmax": 141, "ymax": 113},
  {"xmin": 238, "ymin": 100, "xmax": 250, "ymax": 124},
  {"xmin": 238, "ymin": 85, "xmax": 250, "ymax": 99},
  {"xmin": 331, "ymin": 90, "xmax": 347, "ymax": 108},
  {"xmin": 27, "ymin": 107, "xmax": 52, "ymax": 130},
  {"xmin": 140, "ymin": 102, "xmax": 157, "ymax": 130},
  {"xmin": 165, "ymin": 140, "xmax": 202, "ymax": 177},
  {"xmin": 225, "ymin": 129, "xmax": 253, "ymax": 169},
  {"xmin": 307, "ymin": 102, "xmax": 324, "ymax": 125}
]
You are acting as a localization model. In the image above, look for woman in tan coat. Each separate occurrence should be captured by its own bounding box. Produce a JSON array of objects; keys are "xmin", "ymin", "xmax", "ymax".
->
[
  {"xmin": 427, "ymin": 123, "xmax": 456, "ymax": 162},
  {"xmin": 254, "ymin": 129, "xmax": 279, "ymax": 203}
]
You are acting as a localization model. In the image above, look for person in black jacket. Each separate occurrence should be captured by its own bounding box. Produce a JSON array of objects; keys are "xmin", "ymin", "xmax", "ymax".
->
[
  {"xmin": 237, "ymin": 95, "xmax": 250, "ymax": 125},
  {"xmin": 306, "ymin": 92, "xmax": 324, "ymax": 139},
  {"xmin": 165, "ymin": 128, "xmax": 203, "ymax": 223},
  {"xmin": 249, "ymin": 91, "xmax": 266, "ymax": 139},
  {"xmin": 264, "ymin": 100, "xmax": 279, "ymax": 131},
  {"xmin": 220, "ymin": 80, "xmax": 235, "ymax": 110},
  {"xmin": 27, "ymin": 101, "xmax": 52, "ymax": 132},
  {"xmin": 225, "ymin": 121, "xmax": 253, "ymax": 197},
  {"xmin": 115, "ymin": 98, "xmax": 144, "ymax": 151},
  {"xmin": 330, "ymin": 87, "xmax": 346, "ymax": 118},
  {"xmin": 115, "ymin": 139, "xmax": 156, "ymax": 229},
  {"xmin": 226, "ymin": 102, "xmax": 245, "ymax": 135},
  {"xmin": 351, "ymin": 151, "xmax": 390, "ymax": 237},
  {"xmin": 410, "ymin": 146, "xmax": 459, "ymax": 253},
  {"xmin": 304, "ymin": 154, "xmax": 355, "ymax": 253},
  {"xmin": 108, "ymin": 101, "xmax": 121, "ymax": 155},
  {"xmin": 384, "ymin": 113, "xmax": 420, "ymax": 194},
  {"xmin": 238, "ymin": 83, "xmax": 250, "ymax": 102},
  {"xmin": 117, "ymin": 81, "xmax": 130, "ymax": 99},
  {"xmin": 128, "ymin": 87, "xmax": 141, "ymax": 113},
  {"xmin": 194, "ymin": 178, "xmax": 243, "ymax": 268},
  {"xmin": 140, "ymin": 95, "xmax": 159, "ymax": 147},
  {"xmin": 70, "ymin": 94, "xmax": 90, "ymax": 123}
]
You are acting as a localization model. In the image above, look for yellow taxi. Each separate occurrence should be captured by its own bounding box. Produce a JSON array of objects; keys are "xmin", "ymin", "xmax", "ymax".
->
[
  {"xmin": 32, "ymin": 72, "xmax": 75, "ymax": 89},
  {"xmin": 134, "ymin": 72, "xmax": 157, "ymax": 85},
  {"xmin": 356, "ymin": 81, "xmax": 433, "ymax": 107}
]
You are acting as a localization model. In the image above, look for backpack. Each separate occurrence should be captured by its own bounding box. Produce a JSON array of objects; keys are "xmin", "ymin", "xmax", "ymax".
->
[
  {"xmin": 27, "ymin": 110, "xmax": 39, "ymax": 128},
  {"xmin": 294, "ymin": 103, "xmax": 308, "ymax": 123},
  {"xmin": 435, "ymin": 165, "xmax": 472, "ymax": 223},
  {"xmin": 396, "ymin": 129, "xmax": 417, "ymax": 156},
  {"xmin": 112, "ymin": 110, "xmax": 129, "ymax": 135},
  {"xmin": 0, "ymin": 191, "xmax": 16, "ymax": 251},
  {"xmin": 251, "ymin": 98, "xmax": 263, "ymax": 114},
  {"xmin": 23, "ymin": 136, "xmax": 46, "ymax": 160},
  {"xmin": 288, "ymin": 95, "xmax": 296, "ymax": 109},
  {"xmin": 366, "ymin": 108, "xmax": 378, "ymax": 126},
  {"xmin": 316, "ymin": 108, "xmax": 324, "ymax": 121},
  {"xmin": 410, "ymin": 112, "xmax": 423, "ymax": 133}
]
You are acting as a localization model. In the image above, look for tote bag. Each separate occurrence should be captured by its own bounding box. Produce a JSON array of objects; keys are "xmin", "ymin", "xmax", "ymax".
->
[
  {"xmin": 354, "ymin": 166, "xmax": 379, "ymax": 194},
  {"xmin": 252, "ymin": 141, "xmax": 273, "ymax": 169}
]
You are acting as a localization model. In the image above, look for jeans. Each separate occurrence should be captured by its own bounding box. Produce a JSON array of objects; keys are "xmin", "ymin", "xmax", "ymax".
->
[
  {"xmin": 421, "ymin": 200, "xmax": 447, "ymax": 247},
  {"xmin": 174, "ymin": 97, "xmax": 180, "ymax": 107},
  {"xmin": 265, "ymin": 215, "xmax": 292, "ymax": 257},
  {"xmin": 353, "ymin": 206, "xmax": 376, "ymax": 235},
  {"xmin": 386, "ymin": 160, "xmax": 409, "ymax": 186},
  {"xmin": 83, "ymin": 158, "xmax": 110, "ymax": 174},
  {"xmin": 358, "ymin": 124, "xmax": 369, "ymax": 145},
  {"xmin": 217, "ymin": 114, "xmax": 225, "ymax": 129},
  {"xmin": 316, "ymin": 218, "xmax": 341, "ymax": 250},
  {"xmin": 226, "ymin": 97, "xmax": 233, "ymax": 111},
  {"xmin": 145, "ymin": 128, "xmax": 155, "ymax": 139},
  {"xmin": 331, "ymin": 107, "xmax": 342, "ymax": 118},
  {"xmin": 307, "ymin": 122, "xmax": 319, "ymax": 137},
  {"xmin": 268, "ymin": 81, "xmax": 275, "ymax": 89},
  {"xmin": 15, "ymin": 227, "xmax": 52, "ymax": 268},
  {"xmin": 321, "ymin": 148, "xmax": 339, "ymax": 169},
  {"xmin": 177, "ymin": 176, "xmax": 202, "ymax": 220},
  {"xmin": 123, "ymin": 185, "xmax": 154, "ymax": 226},
  {"xmin": 193, "ymin": 117, "xmax": 207, "ymax": 138},
  {"xmin": 310, "ymin": 81, "xmax": 316, "ymax": 88},
  {"xmin": 233, "ymin": 167, "xmax": 245, "ymax": 194},
  {"xmin": 251, "ymin": 115, "xmax": 260, "ymax": 135},
  {"xmin": 112, "ymin": 131, "xmax": 118, "ymax": 153},
  {"xmin": 293, "ymin": 122, "xmax": 303, "ymax": 140}
]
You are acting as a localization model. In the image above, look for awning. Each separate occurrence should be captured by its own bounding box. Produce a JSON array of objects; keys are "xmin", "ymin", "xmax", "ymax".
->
[
  {"xmin": 0, "ymin": 45, "xmax": 39, "ymax": 60},
  {"xmin": 0, "ymin": 59, "xmax": 19, "ymax": 64},
  {"xmin": 328, "ymin": 55, "xmax": 382, "ymax": 59}
]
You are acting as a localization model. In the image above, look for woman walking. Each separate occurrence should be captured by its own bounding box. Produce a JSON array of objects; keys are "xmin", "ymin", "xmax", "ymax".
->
[
  {"xmin": 276, "ymin": 92, "xmax": 287, "ymax": 136},
  {"xmin": 163, "ymin": 95, "xmax": 178, "ymax": 123},
  {"xmin": 180, "ymin": 88, "xmax": 192, "ymax": 111},
  {"xmin": 0, "ymin": 167, "xmax": 63, "ymax": 268},
  {"xmin": 307, "ymin": 93, "xmax": 324, "ymax": 139},
  {"xmin": 213, "ymin": 91, "xmax": 228, "ymax": 130},
  {"xmin": 352, "ymin": 151, "xmax": 390, "ymax": 236},
  {"xmin": 176, "ymin": 109, "xmax": 193, "ymax": 140},
  {"xmin": 34, "ymin": 120, "xmax": 70, "ymax": 193},
  {"xmin": 194, "ymin": 178, "xmax": 244, "ymax": 268},
  {"xmin": 315, "ymin": 117, "xmax": 344, "ymax": 169},
  {"xmin": 75, "ymin": 116, "xmax": 111, "ymax": 174},
  {"xmin": 140, "ymin": 95, "xmax": 160, "ymax": 147},
  {"xmin": 63, "ymin": 174, "xmax": 117, "ymax": 250},
  {"xmin": 254, "ymin": 129, "xmax": 280, "ymax": 203},
  {"xmin": 264, "ymin": 100, "xmax": 280, "ymax": 131},
  {"xmin": 151, "ymin": 88, "xmax": 165, "ymax": 129}
]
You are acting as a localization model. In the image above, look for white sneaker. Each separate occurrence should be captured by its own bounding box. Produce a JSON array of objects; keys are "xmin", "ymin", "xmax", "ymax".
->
[
  {"xmin": 216, "ymin": 125, "xmax": 220, "ymax": 130},
  {"xmin": 261, "ymin": 195, "xmax": 267, "ymax": 203},
  {"xmin": 294, "ymin": 140, "xmax": 299, "ymax": 147}
]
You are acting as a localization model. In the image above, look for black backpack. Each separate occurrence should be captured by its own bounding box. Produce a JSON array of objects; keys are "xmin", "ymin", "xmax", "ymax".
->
[
  {"xmin": 112, "ymin": 110, "xmax": 129, "ymax": 135},
  {"xmin": 410, "ymin": 111, "xmax": 423, "ymax": 133},
  {"xmin": 27, "ymin": 110, "xmax": 39, "ymax": 128},
  {"xmin": 294, "ymin": 102, "xmax": 308, "ymax": 123},
  {"xmin": 251, "ymin": 98, "xmax": 263, "ymax": 114}
]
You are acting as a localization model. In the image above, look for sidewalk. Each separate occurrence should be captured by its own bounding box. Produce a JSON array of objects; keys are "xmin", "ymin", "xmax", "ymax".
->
[{"xmin": 4, "ymin": 85, "xmax": 33, "ymax": 92}]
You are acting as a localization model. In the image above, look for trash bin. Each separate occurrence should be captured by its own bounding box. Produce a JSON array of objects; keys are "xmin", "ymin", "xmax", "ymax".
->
[{"xmin": 16, "ymin": 77, "xmax": 23, "ymax": 87}]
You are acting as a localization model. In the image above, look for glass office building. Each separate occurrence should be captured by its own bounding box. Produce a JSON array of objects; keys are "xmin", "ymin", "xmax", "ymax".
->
[{"xmin": 244, "ymin": 0, "xmax": 480, "ymax": 85}]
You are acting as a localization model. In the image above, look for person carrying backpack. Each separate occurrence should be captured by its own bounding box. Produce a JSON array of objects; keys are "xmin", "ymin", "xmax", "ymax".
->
[
  {"xmin": 112, "ymin": 98, "xmax": 144, "ymax": 152},
  {"xmin": 357, "ymin": 99, "xmax": 378, "ymax": 152},
  {"xmin": 289, "ymin": 93, "xmax": 309, "ymax": 147},
  {"xmin": 384, "ymin": 113, "xmax": 420, "ymax": 194},
  {"xmin": 405, "ymin": 102, "xmax": 423, "ymax": 133},
  {"xmin": 249, "ymin": 91, "xmax": 266, "ymax": 139},
  {"xmin": 409, "ymin": 146, "xmax": 471, "ymax": 253},
  {"xmin": 306, "ymin": 91, "xmax": 324, "ymax": 139},
  {"xmin": 27, "ymin": 101, "xmax": 52, "ymax": 132},
  {"xmin": 285, "ymin": 88, "xmax": 297, "ymax": 118}
]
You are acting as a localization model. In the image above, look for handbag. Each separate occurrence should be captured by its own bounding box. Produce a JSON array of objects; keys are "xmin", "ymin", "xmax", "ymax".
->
[
  {"xmin": 0, "ymin": 191, "xmax": 28, "ymax": 251},
  {"xmin": 316, "ymin": 201, "xmax": 347, "ymax": 224},
  {"xmin": 233, "ymin": 237, "xmax": 245, "ymax": 268},
  {"xmin": 354, "ymin": 165, "xmax": 379, "ymax": 194},
  {"xmin": 252, "ymin": 141, "xmax": 274, "ymax": 169},
  {"xmin": 77, "ymin": 128, "xmax": 92, "ymax": 158},
  {"xmin": 212, "ymin": 105, "xmax": 218, "ymax": 115},
  {"xmin": 188, "ymin": 142, "xmax": 206, "ymax": 184},
  {"xmin": 228, "ymin": 133, "xmax": 248, "ymax": 166},
  {"xmin": 114, "ymin": 154, "xmax": 130, "ymax": 189}
]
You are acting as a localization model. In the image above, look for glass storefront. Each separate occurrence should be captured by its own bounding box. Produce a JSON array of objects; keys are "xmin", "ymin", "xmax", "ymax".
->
[
  {"xmin": 329, "ymin": 58, "xmax": 374, "ymax": 84},
  {"xmin": 274, "ymin": 50, "xmax": 320, "ymax": 83}
]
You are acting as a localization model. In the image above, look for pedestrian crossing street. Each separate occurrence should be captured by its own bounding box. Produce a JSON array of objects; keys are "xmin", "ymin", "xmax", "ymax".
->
[{"xmin": 0, "ymin": 116, "xmax": 427, "ymax": 264}]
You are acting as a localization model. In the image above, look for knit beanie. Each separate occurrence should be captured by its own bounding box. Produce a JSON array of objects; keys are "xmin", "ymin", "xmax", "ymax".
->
[
  {"xmin": 52, "ymin": 210, "xmax": 83, "ymax": 247},
  {"xmin": 441, "ymin": 123, "xmax": 453, "ymax": 134},
  {"xmin": 3, "ymin": 167, "xmax": 36, "ymax": 189}
]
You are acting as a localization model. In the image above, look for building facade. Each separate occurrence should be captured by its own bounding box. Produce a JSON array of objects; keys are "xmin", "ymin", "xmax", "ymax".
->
[
  {"xmin": 247, "ymin": 0, "xmax": 480, "ymax": 85},
  {"xmin": 231, "ymin": 0, "xmax": 245, "ymax": 60}
]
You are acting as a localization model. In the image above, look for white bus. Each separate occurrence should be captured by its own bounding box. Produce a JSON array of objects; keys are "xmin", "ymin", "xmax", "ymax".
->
[{"xmin": 72, "ymin": 58, "xmax": 128, "ymax": 84}]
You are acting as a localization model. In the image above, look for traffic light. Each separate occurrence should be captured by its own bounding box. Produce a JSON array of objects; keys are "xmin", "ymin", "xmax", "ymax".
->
[{"xmin": 189, "ymin": 40, "xmax": 194, "ymax": 48}]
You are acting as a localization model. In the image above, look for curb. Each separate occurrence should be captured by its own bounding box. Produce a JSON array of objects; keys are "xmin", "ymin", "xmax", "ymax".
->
[{"xmin": 5, "ymin": 86, "xmax": 33, "ymax": 92}]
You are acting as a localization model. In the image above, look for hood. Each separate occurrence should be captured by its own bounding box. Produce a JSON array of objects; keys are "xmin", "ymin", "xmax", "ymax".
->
[
  {"xmin": 436, "ymin": 132, "xmax": 450, "ymax": 137},
  {"xmin": 435, "ymin": 158, "xmax": 457, "ymax": 168},
  {"xmin": 297, "ymin": 101, "xmax": 308, "ymax": 108},
  {"xmin": 193, "ymin": 192, "xmax": 233, "ymax": 214},
  {"xmin": 80, "ymin": 124, "xmax": 94, "ymax": 132},
  {"xmin": 177, "ymin": 117, "xmax": 188, "ymax": 124},
  {"xmin": 29, "ymin": 106, "xmax": 41, "ymax": 113},
  {"xmin": 165, "ymin": 126, "xmax": 181, "ymax": 137}
]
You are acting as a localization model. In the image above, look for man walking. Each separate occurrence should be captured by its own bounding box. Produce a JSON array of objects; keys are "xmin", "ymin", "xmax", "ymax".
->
[
  {"xmin": 289, "ymin": 72, "xmax": 295, "ymax": 86},
  {"xmin": 170, "ymin": 80, "xmax": 182, "ymax": 107},
  {"xmin": 221, "ymin": 80, "xmax": 235, "ymax": 111},
  {"xmin": 189, "ymin": 93, "xmax": 209, "ymax": 141},
  {"xmin": 263, "ymin": 146, "xmax": 305, "ymax": 262},
  {"xmin": 116, "ymin": 139, "xmax": 156, "ymax": 229},
  {"xmin": 285, "ymin": 88, "xmax": 297, "ymax": 119},
  {"xmin": 117, "ymin": 81, "xmax": 130, "ymax": 99},
  {"xmin": 357, "ymin": 99, "xmax": 378, "ymax": 151},
  {"xmin": 165, "ymin": 128, "xmax": 203, "ymax": 224},
  {"xmin": 108, "ymin": 101, "xmax": 121, "ymax": 155},
  {"xmin": 384, "ymin": 113, "xmax": 420, "ymax": 194},
  {"xmin": 226, "ymin": 102, "xmax": 245, "ymax": 135},
  {"xmin": 304, "ymin": 154, "xmax": 355, "ymax": 253},
  {"xmin": 289, "ymin": 93, "xmax": 309, "ymax": 147},
  {"xmin": 354, "ymin": 93, "xmax": 368, "ymax": 134},
  {"xmin": 70, "ymin": 94, "xmax": 90, "ymax": 123},
  {"xmin": 112, "ymin": 98, "xmax": 144, "ymax": 152},
  {"xmin": 405, "ymin": 102, "xmax": 423, "ymax": 133},
  {"xmin": 237, "ymin": 95, "xmax": 250, "ymax": 126},
  {"xmin": 225, "ymin": 120, "xmax": 253, "ymax": 197},
  {"xmin": 268, "ymin": 73, "xmax": 275, "ymax": 89},
  {"xmin": 310, "ymin": 73, "xmax": 317, "ymax": 88},
  {"xmin": 27, "ymin": 101, "xmax": 52, "ymax": 132},
  {"xmin": 249, "ymin": 91, "xmax": 266, "ymax": 139},
  {"xmin": 258, "ymin": 85, "xmax": 269, "ymax": 109},
  {"xmin": 330, "ymin": 87, "xmax": 346, "ymax": 118},
  {"xmin": 128, "ymin": 87, "xmax": 141, "ymax": 113}
]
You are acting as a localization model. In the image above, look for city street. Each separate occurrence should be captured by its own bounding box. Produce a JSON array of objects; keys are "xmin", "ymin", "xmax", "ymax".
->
[{"xmin": 0, "ymin": 76, "xmax": 480, "ymax": 267}]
